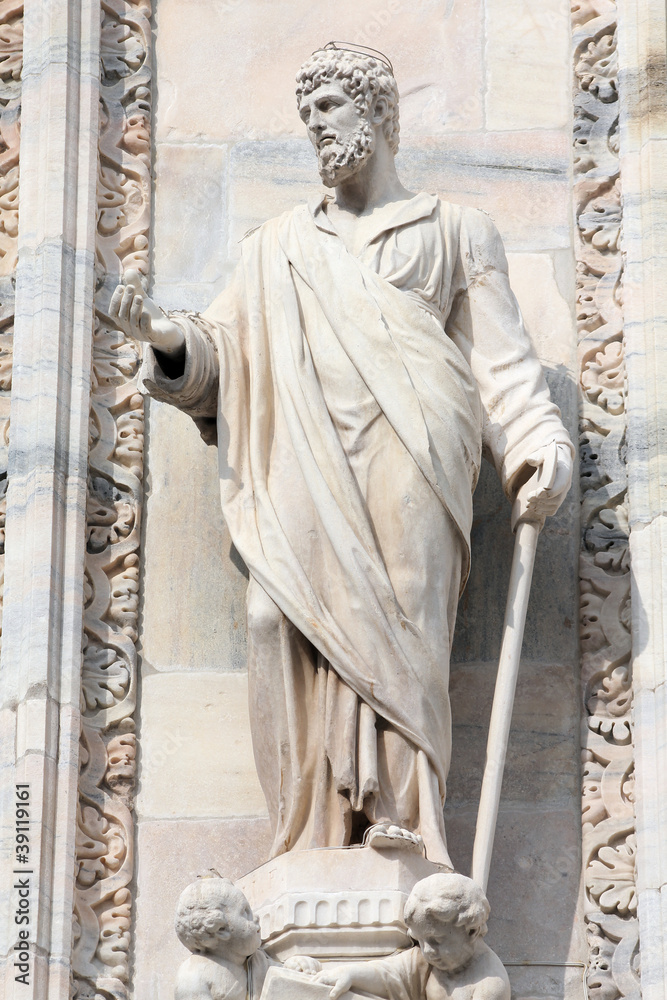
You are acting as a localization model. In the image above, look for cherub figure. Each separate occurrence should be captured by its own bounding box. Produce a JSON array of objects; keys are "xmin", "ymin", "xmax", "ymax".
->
[
  {"xmin": 174, "ymin": 875, "xmax": 318, "ymax": 1000},
  {"xmin": 314, "ymin": 873, "xmax": 510, "ymax": 1000}
]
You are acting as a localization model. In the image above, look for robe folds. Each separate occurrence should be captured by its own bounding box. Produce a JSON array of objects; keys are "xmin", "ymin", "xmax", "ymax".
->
[{"xmin": 141, "ymin": 193, "xmax": 572, "ymax": 864}]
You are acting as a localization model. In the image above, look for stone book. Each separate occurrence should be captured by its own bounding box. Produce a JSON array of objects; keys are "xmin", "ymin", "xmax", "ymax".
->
[{"xmin": 260, "ymin": 967, "xmax": 368, "ymax": 1000}]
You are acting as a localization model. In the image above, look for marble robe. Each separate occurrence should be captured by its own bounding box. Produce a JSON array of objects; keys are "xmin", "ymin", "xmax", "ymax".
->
[{"xmin": 141, "ymin": 193, "xmax": 572, "ymax": 865}]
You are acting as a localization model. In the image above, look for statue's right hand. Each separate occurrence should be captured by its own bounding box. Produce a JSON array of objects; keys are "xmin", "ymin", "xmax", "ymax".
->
[
  {"xmin": 314, "ymin": 968, "xmax": 355, "ymax": 1000},
  {"xmin": 109, "ymin": 269, "xmax": 185, "ymax": 355}
]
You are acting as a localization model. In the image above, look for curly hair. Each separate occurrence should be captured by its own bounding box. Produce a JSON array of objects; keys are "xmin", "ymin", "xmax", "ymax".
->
[
  {"xmin": 175, "ymin": 878, "xmax": 236, "ymax": 954},
  {"xmin": 296, "ymin": 49, "xmax": 400, "ymax": 154},
  {"xmin": 405, "ymin": 873, "xmax": 490, "ymax": 938}
]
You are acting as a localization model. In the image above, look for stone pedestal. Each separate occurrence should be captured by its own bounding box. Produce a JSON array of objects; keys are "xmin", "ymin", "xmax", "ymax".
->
[{"xmin": 238, "ymin": 846, "xmax": 442, "ymax": 962}]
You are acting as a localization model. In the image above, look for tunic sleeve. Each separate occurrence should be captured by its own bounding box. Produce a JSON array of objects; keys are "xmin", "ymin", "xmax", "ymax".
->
[
  {"xmin": 444, "ymin": 206, "xmax": 574, "ymax": 499},
  {"xmin": 139, "ymin": 312, "xmax": 220, "ymax": 444},
  {"xmin": 364, "ymin": 948, "xmax": 431, "ymax": 1000}
]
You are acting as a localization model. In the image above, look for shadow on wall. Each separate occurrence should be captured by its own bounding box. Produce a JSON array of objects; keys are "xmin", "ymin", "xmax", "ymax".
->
[{"xmin": 448, "ymin": 362, "xmax": 583, "ymax": 981}]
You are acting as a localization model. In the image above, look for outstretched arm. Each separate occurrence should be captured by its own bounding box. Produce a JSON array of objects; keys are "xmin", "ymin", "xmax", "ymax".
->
[
  {"xmin": 109, "ymin": 269, "xmax": 221, "ymax": 443},
  {"xmin": 109, "ymin": 269, "xmax": 185, "ymax": 359},
  {"xmin": 314, "ymin": 950, "xmax": 424, "ymax": 1000},
  {"xmin": 315, "ymin": 962, "xmax": 391, "ymax": 1000}
]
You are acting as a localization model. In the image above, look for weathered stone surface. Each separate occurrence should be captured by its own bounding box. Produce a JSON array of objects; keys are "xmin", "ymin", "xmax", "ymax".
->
[
  {"xmin": 155, "ymin": 0, "xmax": 486, "ymax": 144},
  {"xmin": 444, "ymin": 805, "xmax": 586, "ymax": 964},
  {"xmin": 507, "ymin": 964, "xmax": 586, "ymax": 1000},
  {"xmin": 446, "ymin": 660, "xmax": 580, "ymax": 806},
  {"xmin": 142, "ymin": 398, "xmax": 248, "ymax": 674},
  {"xmin": 506, "ymin": 253, "xmax": 576, "ymax": 369},
  {"xmin": 152, "ymin": 141, "xmax": 230, "ymax": 311},
  {"xmin": 136, "ymin": 671, "xmax": 266, "ymax": 819},
  {"xmin": 485, "ymin": 0, "xmax": 571, "ymax": 131}
]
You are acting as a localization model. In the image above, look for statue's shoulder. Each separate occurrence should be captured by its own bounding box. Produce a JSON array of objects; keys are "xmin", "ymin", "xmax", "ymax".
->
[
  {"xmin": 435, "ymin": 198, "xmax": 500, "ymax": 241},
  {"xmin": 240, "ymin": 204, "xmax": 306, "ymax": 247},
  {"xmin": 470, "ymin": 942, "xmax": 511, "ymax": 999},
  {"xmin": 175, "ymin": 954, "xmax": 243, "ymax": 1000}
]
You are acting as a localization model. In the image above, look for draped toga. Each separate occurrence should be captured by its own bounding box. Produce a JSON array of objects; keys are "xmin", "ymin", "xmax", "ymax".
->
[{"xmin": 141, "ymin": 193, "xmax": 572, "ymax": 865}]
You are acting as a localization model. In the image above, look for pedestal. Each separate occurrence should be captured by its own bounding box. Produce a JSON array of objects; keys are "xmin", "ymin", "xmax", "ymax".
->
[{"xmin": 238, "ymin": 845, "xmax": 443, "ymax": 961}]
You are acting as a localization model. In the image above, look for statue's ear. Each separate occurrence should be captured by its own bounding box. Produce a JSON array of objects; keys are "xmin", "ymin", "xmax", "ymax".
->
[{"xmin": 372, "ymin": 94, "xmax": 388, "ymax": 124}]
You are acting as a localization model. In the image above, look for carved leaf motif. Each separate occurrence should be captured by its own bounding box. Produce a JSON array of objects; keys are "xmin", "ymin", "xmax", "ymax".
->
[
  {"xmin": 0, "ymin": 162, "xmax": 18, "ymax": 272},
  {"xmin": 0, "ymin": 17, "xmax": 23, "ymax": 82},
  {"xmin": 93, "ymin": 321, "xmax": 139, "ymax": 388},
  {"xmin": 108, "ymin": 556, "xmax": 139, "ymax": 639},
  {"xmin": 577, "ymin": 34, "xmax": 618, "ymax": 102},
  {"xmin": 98, "ymin": 163, "xmax": 128, "ymax": 236},
  {"xmin": 588, "ymin": 837, "xmax": 637, "ymax": 915},
  {"xmin": 0, "ymin": 330, "xmax": 12, "ymax": 388},
  {"xmin": 96, "ymin": 888, "xmax": 132, "ymax": 980},
  {"xmin": 82, "ymin": 640, "xmax": 130, "ymax": 711},
  {"xmin": 76, "ymin": 804, "xmax": 109, "ymax": 888},
  {"xmin": 579, "ymin": 186, "xmax": 622, "ymax": 255},
  {"xmin": 114, "ymin": 397, "xmax": 143, "ymax": 472},
  {"xmin": 588, "ymin": 666, "xmax": 632, "ymax": 719},
  {"xmin": 87, "ymin": 493, "xmax": 134, "ymax": 553},
  {"xmin": 582, "ymin": 757, "xmax": 608, "ymax": 828},
  {"xmin": 122, "ymin": 103, "xmax": 150, "ymax": 160},
  {"xmin": 572, "ymin": 0, "xmax": 617, "ymax": 27},
  {"xmin": 586, "ymin": 926, "xmax": 622, "ymax": 1000},
  {"xmin": 76, "ymin": 803, "xmax": 126, "ymax": 887},
  {"xmin": 100, "ymin": 16, "xmax": 145, "ymax": 81},
  {"xmin": 106, "ymin": 730, "xmax": 136, "ymax": 798},
  {"xmin": 582, "ymin": 339, "xmax": 624, "ymax": 414}
]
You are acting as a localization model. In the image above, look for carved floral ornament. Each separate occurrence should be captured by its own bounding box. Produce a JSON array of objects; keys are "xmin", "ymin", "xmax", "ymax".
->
[
  {"xmin": 72, "ymin": 0, "xmax": 150, "ymax": 996},
  {"xmin": 572, "ymin": 2, "xmax": 639, "ymax": 999}
]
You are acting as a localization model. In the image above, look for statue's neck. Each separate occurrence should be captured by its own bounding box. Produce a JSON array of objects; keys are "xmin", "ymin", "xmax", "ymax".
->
[{"xmin": 333, "ymin": 141, "xmax": 410, "ymax": 215}]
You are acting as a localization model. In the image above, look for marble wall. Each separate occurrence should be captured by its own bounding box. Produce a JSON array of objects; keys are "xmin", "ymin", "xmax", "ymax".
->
[{"xmin": 133, "ymin": 1, "xmax": 584, "ymax": 996}]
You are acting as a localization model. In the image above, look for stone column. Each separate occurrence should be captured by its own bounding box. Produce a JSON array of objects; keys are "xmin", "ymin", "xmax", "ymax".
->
[
  {"xmin": 0, "ymin": 0, "xmax": 100, "ymax": 997},
  {"xmin": 618, "ymin": 1, "xmax": 667, "ymax": 998}
]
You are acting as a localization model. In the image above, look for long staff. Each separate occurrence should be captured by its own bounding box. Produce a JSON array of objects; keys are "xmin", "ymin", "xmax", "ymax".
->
[{"xmin": 470, "ymin": 442, "xmax": 559, "ymax": 893}]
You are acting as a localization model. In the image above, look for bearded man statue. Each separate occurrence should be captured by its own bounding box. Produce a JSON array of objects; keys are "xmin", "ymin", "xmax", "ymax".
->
[{"xmin": 109, "ymin": 44, "xmax": 574, "ymax": 869}]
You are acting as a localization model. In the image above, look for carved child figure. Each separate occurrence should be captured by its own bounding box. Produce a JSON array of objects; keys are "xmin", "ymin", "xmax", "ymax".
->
[
  {"xmin": 174, "ymin": 875, "xmax": 317, "ymax": 1000},
  {"xmin": 314, "ymin": 874, "xmax": 510, "ymax": 1000}
]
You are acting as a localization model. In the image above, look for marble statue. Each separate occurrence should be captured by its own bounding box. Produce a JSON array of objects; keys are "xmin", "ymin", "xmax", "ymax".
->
[
  {"xmin": 173, "ymin": 875, "xmax": 318, "ymax": 1000},
  {"xmin": 313, "ymin": 873, "xmax": 509, "ymax": 1000},
  {"xmin": 109, "ymin": 43, "xmax": 574, "ymax": 868}
]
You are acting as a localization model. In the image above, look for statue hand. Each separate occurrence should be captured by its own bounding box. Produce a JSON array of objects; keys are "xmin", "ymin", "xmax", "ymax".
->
[
  {"xmin": 283, "ymin": 955, "xmax": 322, "ymax": 975},
  {"xmin": 314, "ymin": 967, "xmax": 355, "ymax": 999},
  {"xmin": 513, "ymin": 440, "xmax": 573, "ymax": 528},
  {"xmin": 109, "ymin": 269, "xmax": 185, "ymax": 355}
]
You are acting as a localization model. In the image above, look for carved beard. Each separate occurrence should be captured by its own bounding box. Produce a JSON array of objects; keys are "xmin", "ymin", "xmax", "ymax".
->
[{"xmin": 317, "ymin": 117, "xmax": 376, "ymax": 187}]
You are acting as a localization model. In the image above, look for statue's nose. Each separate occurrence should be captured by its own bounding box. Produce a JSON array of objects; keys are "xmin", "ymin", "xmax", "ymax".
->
[{"xmin": 309, "ymin": 108, "xmax": 325, "ymax": 132}]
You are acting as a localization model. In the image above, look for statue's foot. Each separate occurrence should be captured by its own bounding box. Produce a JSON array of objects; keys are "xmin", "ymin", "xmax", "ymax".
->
[{"xmin": 363, "ymin": 823, "xmax": 425, "ymax": 855}]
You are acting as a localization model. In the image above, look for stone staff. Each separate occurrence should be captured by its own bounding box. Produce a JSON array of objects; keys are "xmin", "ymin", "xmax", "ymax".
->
[{"xmin": 471, "ymin": 441, "xmax": 560, "ymax": 893}]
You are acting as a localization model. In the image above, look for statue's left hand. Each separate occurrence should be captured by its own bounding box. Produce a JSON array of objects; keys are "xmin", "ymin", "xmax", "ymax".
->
[
  {"xmin": 283, "ymin": 955, "xmax": 322, "ymax": 975},
  {"xmin": 515, "ymin": 441, "xmax": 573, "ymax": 526}
]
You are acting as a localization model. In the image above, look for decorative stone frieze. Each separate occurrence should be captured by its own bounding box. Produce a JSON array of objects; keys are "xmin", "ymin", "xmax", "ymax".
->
[
  {"xmin": 572, "ymin": 4, "xmax": 639, "ymax": 999},
  {"xmin": 71, "ymin": 0, "xmax": 151, "ymax": 995}
]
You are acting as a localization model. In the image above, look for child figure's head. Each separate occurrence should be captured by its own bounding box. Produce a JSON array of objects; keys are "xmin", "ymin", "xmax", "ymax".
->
[
  {"xmin": 404, "ymin": 873, "xmax": 490, "ymax": 973},
  {"xmin": 175, "ymin": 876, "xmax": 261, "ymax": 963}
]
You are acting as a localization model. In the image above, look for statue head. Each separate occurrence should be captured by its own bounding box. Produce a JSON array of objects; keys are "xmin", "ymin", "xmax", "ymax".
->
[
  {"xmin": 174, "ymin": 876, "xmax": 261, "ymax": 961},
  {"xmin": 296, "ymin": 44, "xmax": 400, "ymax": 187},
  {"xmin": 404, "ymin": 873, "xmax": 490, "ymax": 972}
]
